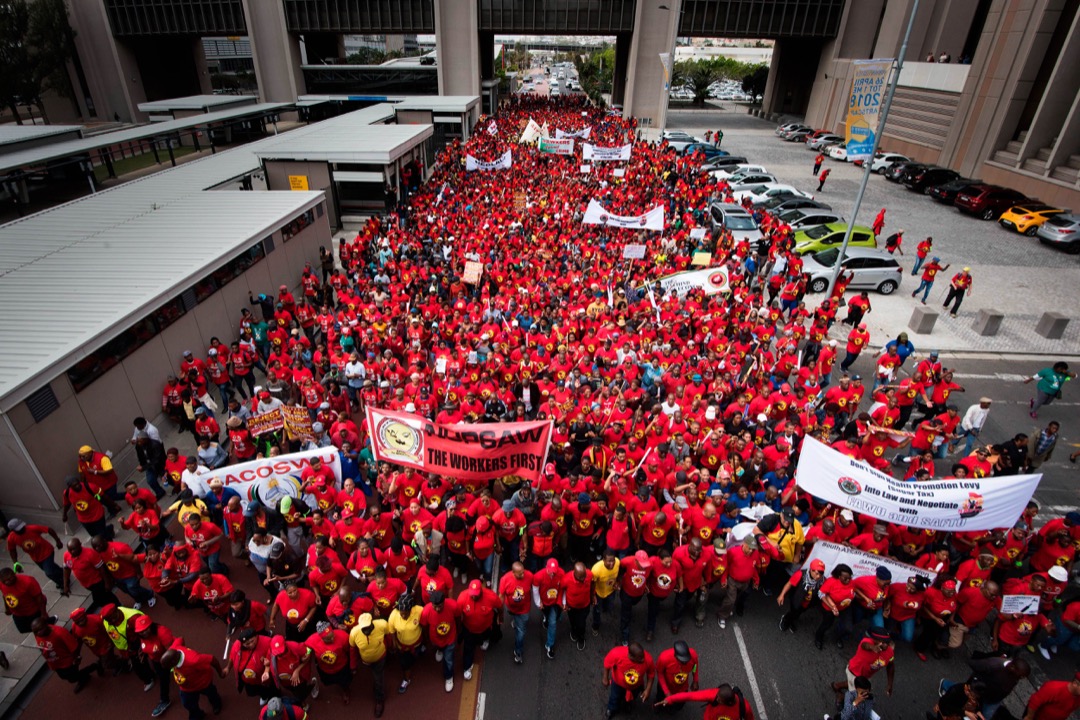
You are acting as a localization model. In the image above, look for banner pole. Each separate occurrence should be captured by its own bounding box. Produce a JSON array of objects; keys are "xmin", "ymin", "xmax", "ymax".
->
[{"xmin": 826, "ymin": 0, "xmax": 920, "ymax": 297}]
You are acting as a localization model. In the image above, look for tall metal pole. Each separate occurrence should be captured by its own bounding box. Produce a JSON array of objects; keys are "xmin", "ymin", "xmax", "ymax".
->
[{"xmin": 825, "ymin": 0, "xmax": 920, "ymax": 297}]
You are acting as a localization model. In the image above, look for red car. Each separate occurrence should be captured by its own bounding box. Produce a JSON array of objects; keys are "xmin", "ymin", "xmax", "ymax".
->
[{"xmin": 954, "ymin": 184, "xmax": 1029, "ymax": 220}]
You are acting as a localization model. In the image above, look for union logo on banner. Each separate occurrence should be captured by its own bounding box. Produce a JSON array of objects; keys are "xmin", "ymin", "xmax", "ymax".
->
[{"xmin": 375, "ymin": 415, "xmax": 425, "ymax": 464}]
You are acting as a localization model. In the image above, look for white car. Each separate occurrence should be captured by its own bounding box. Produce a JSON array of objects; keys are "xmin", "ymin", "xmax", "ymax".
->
[
  {"xmin": 732, "ymin": 184, "xmax": 814, "ymax": 204},
  {"xmin": 660, "ymin": 131, "xmax": 703, "ymax": 153},
  {"xmin": 827, "ymin": 144, "xmax": 850, "ymax": 161},
  {"xmin": 709, "ymin": 203, "xmax": 763, "ymax": 242},
  {"xmin": 725, "ymin": 172, "xmax": 778, "ymax": 189},
  {"xmin": 870, "ymin": 153, "xmax": 910, "ymax": 173},
  {"xmin": 710, "ymin": 164, "xmax": 768, "ymax": 180}
]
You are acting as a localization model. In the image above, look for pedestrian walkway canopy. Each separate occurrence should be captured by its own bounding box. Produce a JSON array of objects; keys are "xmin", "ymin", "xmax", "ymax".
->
[{"xmin": 137, "ymin": 94, "xmax": 258, "ymax": 120}]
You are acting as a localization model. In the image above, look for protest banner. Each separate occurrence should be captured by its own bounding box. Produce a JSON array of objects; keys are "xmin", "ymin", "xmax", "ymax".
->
[
  {"xmin": 803, "ymin": 541, "xmax": 936, "ymax": 586},
  {"xmin": 795, "ymin": 437, "xmax": 1042, "ymax": 531},
  {"xmin": 281, "ymin": 405, "xmax": 315, "ymax": 442},
  {"xmin": 689, "ymin": 227, "xmax": 708, "ymax": 240},
  {"xmin": 650, "ymin": 267, "xmax": 729, "ymax": 297},
  {"xmin": 555, "ymin": 127, "xmax": 591, "ymax": 140},
  {"xmin": 845, "ymin": 59, "xmax": 893, "ymax": 160},
  {"xmin": 580, "ymin": 165, "xmax": 591, "ymax": 174},
  {"xmin": 248, "ymin": 409, "xmax": 285, "ymax": 437},
  {"xmin": 691, "ymin": 252, "xmax": 712, "ymax": 266},
  {"xmin": 582, "ymin": 199, "xmax": 664, "ymax": 231},
  {"xmin": 539, "ymin": 137, "xmax": 574, "ymax": 155},
  {"xmin": 623, "ymin": 244, "xmax": 647, "ymax": 260},
  {"xmin": 519, "ymin": 119, "xmax": 543, "ymax": 144},
  {"xmin": 365, "ymin": 407, "xmax": 552, "ymax": 482},
  {"xmin": 463, "ymin": 260, "xmax": 484, "ymax": 284},
  {"xmin": 612, "ymin": 168, "xmax": 626, "ymax": 178},
  {"xmin": 582, "ymin": 143, "xmax": 633, "ymax": 162},
  {"xmin": 465, "ymin": 150, "xmax": 513, "ymax": 172},
  {"xmin": 999, "ymin": 594, "xmax": 1041, "ymax": 615},
  {"xmin": 199, "ymin": 447, "xmax": 343, "ymax": 505}
]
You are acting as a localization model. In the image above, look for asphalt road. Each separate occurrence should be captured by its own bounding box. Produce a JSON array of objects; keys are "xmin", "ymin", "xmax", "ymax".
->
[{"xmin": 479, "ymin": 356, "xmax": 1080, "ymax": 720}]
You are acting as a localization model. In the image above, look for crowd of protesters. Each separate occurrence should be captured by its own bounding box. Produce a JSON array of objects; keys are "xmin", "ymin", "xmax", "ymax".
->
[{"xmin": 7, "ymin": 94, "xmax": 1079, "ymax": 720}]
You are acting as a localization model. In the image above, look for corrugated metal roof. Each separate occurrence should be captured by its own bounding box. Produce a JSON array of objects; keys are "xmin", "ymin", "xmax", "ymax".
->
[
  {"xmin": 393, "ymin": 96, "xmax": 480, "ymax": 113},
  {"xmin": 137, "ymin": 94, "xmax": 257, "ymax": 112},
  {"xmin": 0, "ymin": 124, "xmax": 83, "ymax": 147},
  {"xmin": 0, "ymin": 102, "xmax": 292, "ymax": 175},
  {"xmin": 0, "ymin": 191, "xmax": 323, "ymax": 409},
  {"xmin": 255, "ymin": 122, "xmax": 433, "ymax": 164}
]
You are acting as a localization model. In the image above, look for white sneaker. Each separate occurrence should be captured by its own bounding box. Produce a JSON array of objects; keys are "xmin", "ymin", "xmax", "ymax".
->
[
  {"xmin": 134, "ymin": 602, "xmax": 143, "ymax": 610},
  {"xmin": 445, "ymin": 678, "xmax": 454, "ymax": 693},
  {"xmin": 310, "ymin": 678, "xmax": 320, "ymax": 698},
  {"xmin": 435, "ymin": 649, "xmax": 444, "ymax": 662},
  {"xmin": 147, "ymin": 597, "xmax": 156, "ymax": 608},
  {"xmin": 1038, "ymin": 645, "xmax": 1051, "ymax": 661},
  {"xmin": 480, "ymin": 640, "xmax": 489, "ymax": 651},
  {"xmin": 464, "ymin": 667, "xmax": 473, "ymax": 680},
  {"xmin": 718, "ymin": 618, "xmax": 727, "ymax": 629},
  {"xmin": 143, "ymin": 680, "xmax": 154, "ymax": 692}
]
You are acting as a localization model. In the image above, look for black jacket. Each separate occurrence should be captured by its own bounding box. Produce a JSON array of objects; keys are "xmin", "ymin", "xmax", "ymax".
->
[{"xmin": 135, "ymin": 438, "xmax": 167, "ymax": 473}]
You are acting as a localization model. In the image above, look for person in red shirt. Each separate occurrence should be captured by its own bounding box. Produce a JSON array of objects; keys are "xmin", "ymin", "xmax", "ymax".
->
[
  {"xmin": 367, "ymin": 568, "xmax": 408, "ymax": 619},
  {"xmin": 0, "ymin": 567, "xmax": 47, "ymax": 633},
  {"xmin": 189, "ymin": 568, "xmax": 234, "ymax": 618},
  {"xmin": 268, "ymin": 634, "xmax": 315, "ymax": 703},
  {"xmin": 716, "ymin": 535, "xmax": 762, "ymax": 629},
  {"xmin": 414, "ymin": 554, "xmax": 454, "ymax": 604},
  {"xmin": 227, "ymin": 628, "xmax": 275, "ymax": 703},
  {"xmin": 305, "ymin": 620, "xmax": 354, "ymax": 702},
  {"xmin": 560, "ymin": 562, "xmax": 594, "ymax": 650},
  {"xmin": 63, "ymin": 537, "xmax": 121, "ymax": 610},
  {"xmin": 602, "ymin": 642, "xmax": 655, "ymax": 717},
  {"xmin": 6, "ymin": 518, "xmax": 64, "ymax": 589},
  {"xmin": 850, "ymin": 524, "xmax": 890, "ymax": 556},
  {"xmin": 645, "ymin": 549, "xmax": 682, "ymax": 641},
  {"xmin": 814, "ymin": 563, "xmax": 856, "ymax": 650},
  {"xmin": 32, "ymin": 618, "xmax": 93, "ymax": 693},
  {"xmin": 948, "ymin": 580, "xmax": 1000, "ymax": 650},
  {"xmin": 61, "ymin": 475, "xmax": 116, "ymax": 540},
  {"xmin": 618, "ymin": 550, "xmax": 653, "ymax": 643},
  {"xmin": 671, "ymin": 539, "xmax": 708, "ymax": 631},
  {"xmin": 498, "ymin": 562, "xmax": 534, "ymax": 664},
  {"xmin": 160, "ymin": 641, "xmax": 226, "ymax": 720},
  {"xmin": 91, "ymin": 535, "xmax": 156, "ymax": 607},
  {"xmin": 567, "ymin": 493, "xmax": 603, "ymax": 563},
  {"xmin": 778, "ymin": 558, "xmax": 827, "ymax": 632},
  {"xmin": 133, "ymin": 614, "xmax": 176, "ymax": 714},
  {"xmin": 456, "ymin": 578, "xmax": 502, "ymax": 678},
  {"xmin": 915, "ymin": 579, "xmax": 959, "ymax": 660},
  {"xmin": 658, "ymin": 684, "xmax": 756, "ymax": 719},
  {"xmin": 419, "ymin": 590, "xmax": 459, "ymax": 684},
  {"xmin": 994, "ymin": 604, "xmax": 1053, "ymax": 656},
  {"xmin": 851, "ymin": 566, "xmax": 892, "ymax": 626},
  {"xmin": 654, "ymin": 640, "xmax": 699, "ymax": 706},
  {"xmin": 1023, "ymin": 674, "xmax": 1080, "ymax": 720},
  {"xmin": 833, "ymin": 627, "xmax": 895, "ymax": 696},
  {"xmin": 533, "ymin": 557, "xmax": 564, "ymax": 658},
  {"xmin": 270, "ymin": 583, "xmax": 318, "ymax": 642}
]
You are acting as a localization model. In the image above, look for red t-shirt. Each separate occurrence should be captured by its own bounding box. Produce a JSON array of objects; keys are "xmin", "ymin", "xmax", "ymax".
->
[
  {"xmin": 7, "ymin": 525, "xmax": 56, "ymax": 563},
  {"xmin": 305, "ymin": 629, "xmax": 352, "ymax": 673},
  {"xmin": 604, "ymin": 645, "xmax": 655, "ymax": 690},
  {"xmin": 1, "ymin": 574, "xmax": 44, "ymax": 617},
  {"xmin": 619, "ymin": 556, "xmax": 653, "ymax": 598},
  {"xmin": 648, "ymin": 558, "xmax": 681, "ymax": 599},
  {"xmin": 36, "ymin": 626, "xmax": 80, "ymax": 669},
  {"xmin": 847, "ymin": 641, "xmax": 894, "ymax": 678},
  {"xmin": 955, "ymin": 586, "xmax": 995, "ymax": 626},
  {"xmin": 819, "ymin": 577, "xmax": 856, "ymax": 610},
  {"xmin": 499, "ymin": 571, "xmax": 534, "ymax": 615},
  {"xmin": 170, "ymin": 642, "xmax": 215, "ymax": 691},
  {"xmin": 64, "ymin": 548, "xmax": 105, "ymax": 588},
  {"xmin": 655, "ymin": 647, "xmax": 699, "ymax": 694},
  {"xmin": 560, "ymin": 570, "xmax": 594, "ymax": 609},
  {"xmin": 1026, "ymin": 680, "xmax": 1080, "ymax": 720},
  {"xmin": 457, "ymin": 587, "xmax": 502, "ymax": 633},
  {"xmin": 275, "ymin": 588, "xmax": 317, "ymax": 625},
  {"xmin": 420, "ymin": 599, "xmax": 459, "ymax": 647}
]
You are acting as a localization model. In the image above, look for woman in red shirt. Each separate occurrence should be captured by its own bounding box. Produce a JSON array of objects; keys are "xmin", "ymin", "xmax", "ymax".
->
[
  {"xmin": 814, "ymin": 563, "xmax": 855, "ymax": 650},
  {"xmin": 778, "ymin": 558, "xmax": 826, "ymax": 632},
  {"xmin": 270, "ymin": 583, "xmax": 317, "ymax": 642},
  {"xmin": 880, "ymin": 575, "xmax": 930, "ymax": 643},
  {"xmin": 915, "ymin": 579, "xmax": 959, "ymax": 660}
]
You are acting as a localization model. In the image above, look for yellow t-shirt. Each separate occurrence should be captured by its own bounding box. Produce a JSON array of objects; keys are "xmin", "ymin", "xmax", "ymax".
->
[
  {"xmin": 591, "ymin": 559, "xmax": 621, "ymax": 599},
  {"xmin": 349, "ymin": 620, "xmax": 389, "ymax": 663},
  {"xmin": 387, "ymin": 606, "xmax": 423, "ymax": 647},
  {"xmin": 767, "ymin": 520, "xmax": 806, "ymax": 563},
  {"xmin": 168, "ymin": 499, "xmax": 208, "ymax": 525}
]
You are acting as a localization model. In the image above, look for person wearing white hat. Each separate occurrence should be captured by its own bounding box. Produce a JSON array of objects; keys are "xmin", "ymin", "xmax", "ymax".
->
[
  {"xmin": 954, "ymin": 397, "xmax": 992, "ymax": 456},
  {"xmin": 1038, "ymin": 567, "xmax": 1078, "ymax": 659}
]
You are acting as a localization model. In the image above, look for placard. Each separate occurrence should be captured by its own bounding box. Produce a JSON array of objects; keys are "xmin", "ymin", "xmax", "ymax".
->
[
  {"xmin": 689, "ymin": 228, "xmax": 707, "ymax": 240},
  {"xmin": 613, "ymin": 168, "xmax": 626, "ymax": 178},
  {"xmin": 434, "ymin": 357, "xmax": 448, "ymax": 375},
  {"xmin": 248, "ymin": 410, "xmax": 285, "ymax": 436},
  {"xmin": 582, "ymin": 199, "xmax": 664, "ymax": 231},
  {"xmin": 999, "ymin": 594, "xmax": 1041, "ymax": 615},
  {"xmin": 691, "ymin": 252, "xmax": 712, "ymax": 266},
  {"xmin": 623, "ymin": 244, "xmax": 647, "ymax": 260},
  {"xmin": 288, "ymin": 175, "xmax": 309, "ymax": 191},
  {"xmin": 281, "ymin": 405, "xmax": 315, "ymax": 442},
  {"xmin": 539, "ymin": 136, "xmax": 575, "ymax": 155},
  {"xmin": 463, "ymin": 260, "xmax": 484, "ymax": 284},
  {"xmin": 580, "ymin": 165, "xmax": 591, "ymax": 174}
]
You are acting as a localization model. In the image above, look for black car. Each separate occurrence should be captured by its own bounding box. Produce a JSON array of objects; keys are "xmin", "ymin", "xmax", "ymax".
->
[
  {"xmin": 759, "ymin": 197, "xmax": 832, "ymax": 213},
  {"xmin": 927, "ymin": 178, "xmax": 981, "ymax": 205},
  {"xmin": 903, "ymin": 166, "xmax": 961, "ymax": 193},
  {"xmin": 885, "ymin": 161, "xmax": 925, "ymax": 182},
  {"xmin": 700, "ymin": 156, "xmax": 749, "ymax": 172}
]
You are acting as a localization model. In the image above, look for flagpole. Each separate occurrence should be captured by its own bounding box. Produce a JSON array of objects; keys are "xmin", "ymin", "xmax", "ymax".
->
[{"xmin": 825, "ymin": 0, "xmax": 920, "ymax": 297}]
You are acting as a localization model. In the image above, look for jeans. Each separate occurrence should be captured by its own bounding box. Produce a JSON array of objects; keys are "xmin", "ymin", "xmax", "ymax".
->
[
  {"xmin": 475, "ymin": 554, "xmax": 494, "ymax": 582},
  {"xmin": 912, "ymin": 279, "xmax": 934, "ymax": 302},
  {"xmin": 37, "ymin": 555, "xmax": 65, "ymax": 588},
  {"xmin": 214, "ymin": 382, "xmax": 233, "ymax": 412},
  {"xmin": 543, "ymin": 605, "xmax": 562, "ymax": 649},
  {"xmin": 1042, "ymin": 613, "xmax": 1080, "ymax": 651},
  {"xmin": 203, "ymin": 550, "xmax": 229, "ymax": 576},
  {"xmin": 607, "ymin": 682, "xmax": 638, "ymax": 715},
  {"xmin": 462, "ymin": 630, "xmax": 487, "ymax": 672},
  {"xmin": 592, "ymin": 594, "xmax": 615, "ymax": 630},
  {"xmin": 839, "ymin": 351, "xmax": 860, "ymax": 372},
  {"xmin": 619, "ymin": 590, "xmax": 644, "ymax": 642},
  {"xmin": 911, "ymin": 255, "xmax": 926, "ymax": 275},
  {"xmin": 233, "ymin": 373, "xmax": 256, "ymax": 398},
  {"xmin": 510, "ymin": 612, "xmax": 528, "ymax": 657},
  {"xmin": 955, "ymin": 427, "xmax": 980, "ymax": 456},
  {"xmin": 144, "ymin": 466, "xmax": 167, "ymax": 499},
  {"xmin": 178, "ymin": 683, "xmax": 222, "ymax": 720},
  {"xmin": 438, "ymin": 641, "xmax": 456, "ymax": 679},
  {"xmin": 646, "ymin": 594, "xmax": 670, "ymax": 632},
  {"xmin": 116, "ymin": 575, "xmax": 155, "ymax": 604},
  {"xmin": 567, "ymin": 607, "xmax": 589, "ymax": 642}
]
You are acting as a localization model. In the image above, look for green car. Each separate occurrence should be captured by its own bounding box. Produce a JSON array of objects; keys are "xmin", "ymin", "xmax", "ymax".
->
[{"xmin": 792, "ymin": 222, "xmax": 877, "ymax": 255}]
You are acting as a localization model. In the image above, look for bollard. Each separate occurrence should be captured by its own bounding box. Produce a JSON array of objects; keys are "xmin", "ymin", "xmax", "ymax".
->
[{"xmin": 908, "ymin": 306, "xmax": 938, "ymax": 334}]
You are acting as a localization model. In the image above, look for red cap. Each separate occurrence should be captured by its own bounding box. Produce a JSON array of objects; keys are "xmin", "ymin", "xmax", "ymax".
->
[
  {"xmin": 468, "ymin": 579, "xmax": 483, "ymax": 597},
  {"xmin": 271, "ymin": 635, "xmax": 286, "ymax": 655},
  {"xmin": 340, "ymin": 508, "xmax": 354, "ymax": 519},
  {"xmin": 635, "ymin": 550, "xmax": 650, "ymax": 565},
  {"xmin": 544, "ymin": 463, "xmax": 556, "ymax": 475},
  {"xmin": 100, "ymin": 603, "xmax": 117, "ymax": 618},
  {"xmin": 133, "ymin": 615, "xmax": 153, "ymax": 633},
  {"xmin": 810, "ymin": 559, "xmax": 826, "ymax": 572},
  {"xmin": 70, "ymin": 607, "xmax": 87, "ymax": 620},
  {"xmin": 942, "ymin": 580, "xmax": 957, "ymax": 591},
  {"xmin": 546, "ymin": 557, "xmax": 560, "ymax": 572},
  {"xmin": 259, "ymin": 390, "xmax": 271, "ymax": 399}
]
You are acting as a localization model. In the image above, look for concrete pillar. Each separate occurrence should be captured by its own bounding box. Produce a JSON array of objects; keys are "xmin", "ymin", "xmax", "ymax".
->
[
  {"xmin": 972, "ymin": 308, "xmax": 1004, "ymax": 336},
  {"xmin": 928, "ymin": 0, "xmax": 980, "ymax": 61},
  {"xmin": 908, "ymin": 306, "xmax": 939, "ymax": 334},
  {"xmin": 874, "ymin": 0, "xmax": 934, "ymax": 62},
  {"xmin": 192, "ymin": 38, "xmax": 214, "ymax": 95},
  {"xmin": 611, "ymin": 33, "xmax": 632, "ymax": 107},
  {"xmin": 623, "ymin": 0, "xmax": 681, "ymax": 131},
  {"xmin": 479, "ymin": 32, "xmax": 496, "ymax": 81},
  {"xmin": 435, "ymin": 0, "xmax": 480, "ymax": 96},
  {"xmin": 761, "ymin": 41, "xmax": 784, "ymax": 116},
  {"xmin": 242, "ymin": 0, "xmax": 306, "ymax": 103},
  {"xmin": 65, "ymin": 0, "xmax": 146, "ymax": 122},
  {"xmin": 1017, "ymin": 8, "xmax": 1080, "ymax": 165},
  {"xmin": 1035, "ymin": 312, "xmax": 1070, "ymax": 339}
]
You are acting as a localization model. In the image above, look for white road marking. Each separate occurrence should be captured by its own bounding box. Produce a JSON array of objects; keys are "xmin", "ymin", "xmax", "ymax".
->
[
  {"xmin": 734, "ymin": 624, "xmax": 770, "ymax": 720},
  {"xmin": 475, "ymin": 691, "xmax": 486, "ymax": 720},
  {"xmin": 950, "ymin": 372, "xmax": 1029, "ymax": 381}
]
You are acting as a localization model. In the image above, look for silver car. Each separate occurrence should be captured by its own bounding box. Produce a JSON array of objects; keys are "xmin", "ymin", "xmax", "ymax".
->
[
  {"xmin": 801, "ymin": 247, "xmax": 904, "ymax": 294},
  {"xmin": 1036, "ymin": 213, "xmax": 1080, "ymax": 254},
  {"xmin": 660, "ymin": 131, "xmax": 702, "ymax": 153},
  {"xmin": 807, "ymin": 133, "xmax": 844, "ymax": 150},
  {"xmin": 709, "ymin": 202, "xmax": 763, "ymax": 242},
  {"xmin": 775, "ymin": 208, "xmax": 846, "ymax": 229}
]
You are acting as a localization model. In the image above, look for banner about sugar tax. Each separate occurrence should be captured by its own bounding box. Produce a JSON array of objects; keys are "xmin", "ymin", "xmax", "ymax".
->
[
  {"xmin": 845, "ymin": 59, "xmax": 892, "ymax": 160},
  {"xmin": 465, "ymin": 150, "xmax": 513, "ymax": 171},
  {"xmin": 366, "ymin": 407, "xmax": 552, "ymax": 482},
  {"xmin": 654, "ymin": 266, "xmax": 729, "ymax": 296},
  {"xmin": 795, "ymin": 437, "xmax": 1042, "ymax": 531},
  {"xmin": 539, "ymin": 137, "xmax": 575, "ymax": 155},
  {"xmin": 582, "ymin": 143, "xmax": 632, "ymax": 162},
  {"xmin": 555, "ymin": 127, "xmax": 591, "ymax": 140},
  {"xmin": 804, "ymin": 541, "xmax": 936, "ymax": 587},
  {"xmin": 200, "ymin": 447, "xmax": 342, "ymax": 505},
  {"xmin": 582, "ymin": 199, "xmax": 664, "ymax": 231}
]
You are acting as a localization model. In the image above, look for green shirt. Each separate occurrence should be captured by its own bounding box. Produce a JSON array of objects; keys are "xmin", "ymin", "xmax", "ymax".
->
[
  {"xmin": 252, "ymin": 320, "xmax": 270, "ymax": 344},
  {"xmin": 1035, "ymin": 367, "xmax": 1069, "ymax": 395}
]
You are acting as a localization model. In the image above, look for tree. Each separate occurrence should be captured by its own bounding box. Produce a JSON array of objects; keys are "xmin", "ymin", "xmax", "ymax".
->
[
  {"xmin": 742, "ymin": 65, "xmax": 769, "ymax": 103},
  {"xmin": 346, "ymin": 47, "xmax": 387, "ymax": 65},
  {"xmin": 0, "ymin": 0, "xmax": 34, "ymax": 123},
  {"xmin": 0, "ymin": 0, "xmax": 76, "ymax": 124},
  {"xmin": 26, "ymin": 0, "xmax": 77, "ymax": 119},
  {"xmin": 574, "ymin": 45, "xmax": 614, "ymax": 108}
]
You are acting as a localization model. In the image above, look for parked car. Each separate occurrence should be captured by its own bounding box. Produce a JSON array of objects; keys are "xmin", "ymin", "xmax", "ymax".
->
[
  {"xmin": 927, "ymin": 178, "xmax": 981, "ymax": 205},
  {"xmin": 711, "ymin": 164, "xmax": 768, "ymax": 180},
  {"xmin": 682, "ymin": 143, "xmax": 728, "ymax": 158},
  {"xmin": 660, "ymin": 131, "xmax": 702, "ymax": 153},
  {"xmin": 709, "ymin": 202, "xmax": 763, "ymax": 242},
  {"xmin": 826, "ymin": 144, "xmax": 850, "ymax": 161},
  {"xmin": 785, "ymin": 127, "xmax": 818, "ymax": 142},
  {"xmin": 893, "ymin": 163, "xmax": 930, "ymax": 185},
  {"xmin": 725, "ymin": 172, "xmax": 779, "ymax": 188},
  {"xmin": 802, "ymin": 247, "xmax": 903, "ymax": 294},
  {"xmin": 775, "ymin": 208, "xmax": 846, "ymax": 229},
  {"xmin": 779, "ymin": 124, "xmax": 812, "ymax": 139},
  {"xmin": 998, "ymin": 203, "xmax": 1067, "ymax": 236},
  {"xmin": 954, "ymin": 184, "xmax": 1029, "ymax": 220},
  {"xmin": 1035, "ymin": 213, "xmax": 1080, "ymax": 253},
  {"xmin": 885, "ymin": 161, "xmax": 925, "ymax": 182},
  {"xmin": 903, "ymin": 166, "xmax": 961, "ymax": 193},
  {"xmin": 775, "ymin": 123, "xmax": 807, "ymax": 137},
  {"xmin": 807, "ymin": 133, "xmax": 844, "ymax": 150},
  {"xmin": 758, "ymin": 197, "xmax": 832, "ymax": 213},
  {"xmin": 861, "ymin": 152, "xmax": 911, "ymax": 173},
  {"xmin": 792, "ymin": 223, "xmax": 877, "ymax": 255},
  {"xmin": 700, "ymin": 156, "xmax": 749, "ymax": 172},
  {"xmin": 733, "ymin": 184, "xmax": 814, "ymax": 205}
]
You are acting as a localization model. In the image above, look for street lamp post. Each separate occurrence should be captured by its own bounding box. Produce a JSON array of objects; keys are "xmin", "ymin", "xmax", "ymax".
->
[{"xmin": 825, "ymin": 0, "xmax": 921, "ymax": 297}]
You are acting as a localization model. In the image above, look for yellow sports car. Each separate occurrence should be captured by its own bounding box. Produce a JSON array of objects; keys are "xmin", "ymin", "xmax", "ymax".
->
[{"xmin": 998, "ymin": 203, "xmax": 1066, "ymax": 236}]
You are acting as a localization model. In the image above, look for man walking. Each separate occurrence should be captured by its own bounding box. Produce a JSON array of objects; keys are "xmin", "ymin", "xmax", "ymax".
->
[
  {"xmin": 911, "ymin": 257, "xmax": 950, "ymax": 304},
  {"xmin": 6, "ymin": 518, "xmax": 64, "ymax": 589},
  {"xmin": 817, "ymin": 168, "xmax": 831, "ymax": 191},
  {"xmin": 884, "ymin": 229, "xmax": 904, "ymax": 255},
  {"xmin": 159, "ymin": 642, "xmax": 226, "ymax": 720},
  {"xmin": 911, "ymin": 237, "xmax": 933, "ymax": 275},
  {"xmin": 1024, "ymin": 361, "xmax": 1073, "ymax": 419},
  {"xmin": 813, "ymin": 153, "xmax": 825, "ymax": 175},
  {"xmin": 943, "ymin": 267, "xmax": 972, "ymax": 317}
]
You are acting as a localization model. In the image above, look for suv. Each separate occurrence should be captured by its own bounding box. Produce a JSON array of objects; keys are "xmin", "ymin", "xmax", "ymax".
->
[
  {"xmin": 1036, "ymin": 213, "xmax": 1080, "ymax": 253},
  {"xmin": 801, "ymin": 247, "xmax": 903, "ymax": 294},
  {"xmin": 927, "ymin": 178, "xmax": 981, "ymax": 205},
  {"xmin": 954, "ymin": 184, "xmax": 1029, "ymax": 220},
  {"xmin": 885, "ymin": 161, "xmax": 924, "ymax": 182},
  {"xmin": 903, "ymin": 166, "xmax": 961, "ymax": 193},
  {"xmin": 709, "ymin": 202, "xmax": 763, "ymax": 242}
]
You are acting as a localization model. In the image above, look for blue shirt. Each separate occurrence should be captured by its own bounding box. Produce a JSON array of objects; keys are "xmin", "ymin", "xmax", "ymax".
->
[
  {"xmin": 885, "ymin": 339, "xmax": 916, "ymax": 365},
  {"xmin": 752, "ymin": 492, "xmax": 782, "ymax": 513}
]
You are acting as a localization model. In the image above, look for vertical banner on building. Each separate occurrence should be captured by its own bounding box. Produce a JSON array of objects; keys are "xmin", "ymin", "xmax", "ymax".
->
[{"xmin": 844, "ymin": 59, "xmax": 893, "ymax": 161}]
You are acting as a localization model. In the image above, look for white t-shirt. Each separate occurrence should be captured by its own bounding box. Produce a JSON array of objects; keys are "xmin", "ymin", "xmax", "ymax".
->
[{"xmin": 181, "ymin": 465, "xmax": 211, "ymax": 498}]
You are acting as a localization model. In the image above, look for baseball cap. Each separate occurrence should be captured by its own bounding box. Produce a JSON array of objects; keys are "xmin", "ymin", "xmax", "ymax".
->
[
  {"xmin": 809, "ymin": 559, "xmax": 826, "ymax": 572},
  {"xmin": 578, "ymin": 492, "xmax": 591, "ymax": 506},
  {"xmin": 264, "ymin": 698, "xmax": 284, "ymax": 719},
  {"xmin": 875, "ymin": 566, "xmax": 892, "ymax": 581},
  {"xmin": 100, "ymin": 603, "xmax": 117, "ymax": 618},
  {"xmin": 1048, "ymin": 566, "xmax": 1068, "ymax": 582},
  {"xmin": 316, "ymin": 620, "xmax": 331, "ymax": 633},
  {"xmin": 867, "ymin": 627, "xmax": 890, "ymax": 641},
  {"xmin": 271, "ymin": 635, "xmax": 287, "ymax": 655},
  {"xmin": 839, "ymin": 509, "xmax": 854, "ymax": 521},
  {"xmin": 133, "ymin": 615, "xmax": 153, "ymax": 633},
  {"xmin": 635, "ymin": 550, "xmax": 650, "ymax": 565},
  {"xmin": 544, "ymin": 463, "xmax": 556, "ymax": 475},
  {"xmin": 69, "ymin": 607, "xmax": 87, "ymax": 620},
  {"xmin": 469, "ymin": 579, "xmax": 484, "ymax": 596},
  {"xmin": 78, "ymin": 445, "xmax": 93, "ymax": 454},
  {"xmin": 546, "ymin": 558, "xmax": 560, "ymax": 572},
  {"xmin": 207, "ymin": 348, "xmax": 217, "ymax": 356},
  {"xmin": 6, "ymin": 519, "xmax": 26, "ymax": 533},
  {"xmin": 942, "ymin": 580, "xmax": 957, "ymax": 591}
]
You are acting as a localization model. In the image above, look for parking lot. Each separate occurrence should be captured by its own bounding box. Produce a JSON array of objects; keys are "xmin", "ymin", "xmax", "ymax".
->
[{"xmin": 665, "ymin": 106, "xmax": 1080, "ymax": 354}]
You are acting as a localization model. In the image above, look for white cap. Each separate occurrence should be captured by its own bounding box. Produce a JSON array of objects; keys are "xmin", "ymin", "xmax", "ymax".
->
[
  {"xmin": 1048, "ymin": 566, "xmax": 1068, "ymax": 582},
  {"xmin": 405, "ymin": 403, "xmax": 416, "ymax": 413},
  {"xmin": 208, "ymin": 348, "xmax": 217, "ymax": 356},
  {"xmin": 840, "ymin": 509, "xmax": 854, "ymax": 521}
]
